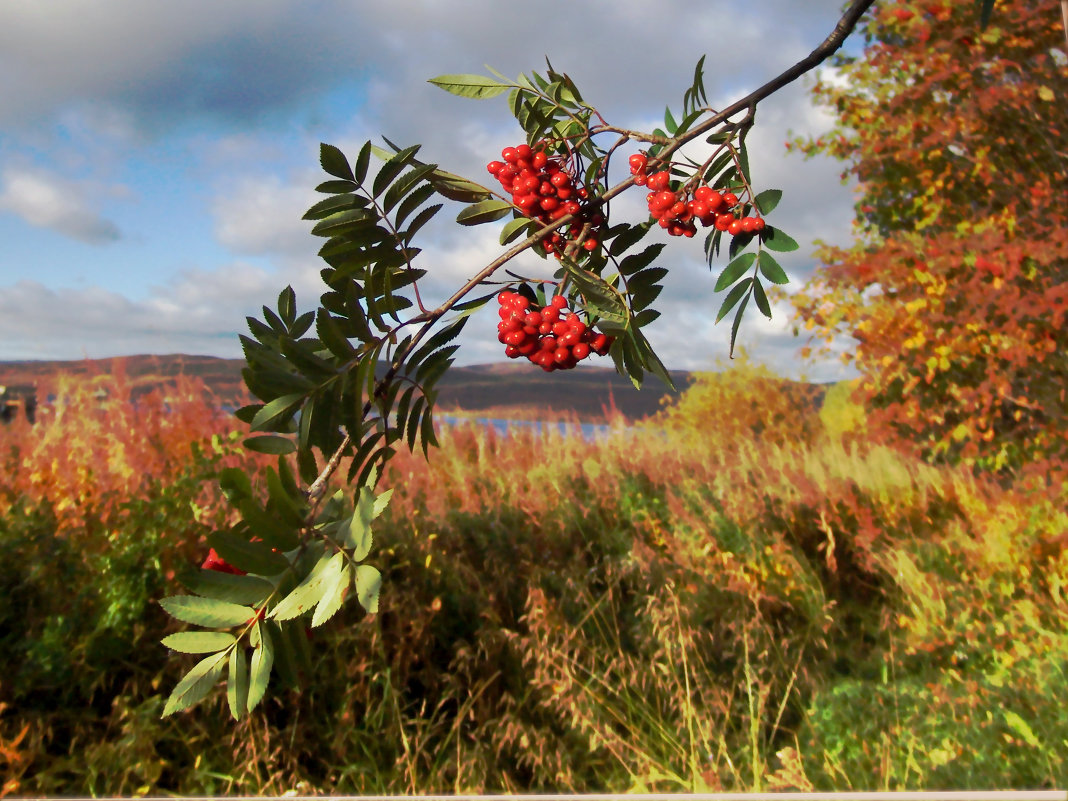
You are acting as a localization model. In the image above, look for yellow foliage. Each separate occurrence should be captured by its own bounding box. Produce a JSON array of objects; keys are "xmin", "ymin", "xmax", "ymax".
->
[
  {"xmin": 654, "ymin": 352, "xmax": 821, "ymax": 450},
  {"xmin": 818, "ymin": 379, "xmax": 867, "ymax": 442}
]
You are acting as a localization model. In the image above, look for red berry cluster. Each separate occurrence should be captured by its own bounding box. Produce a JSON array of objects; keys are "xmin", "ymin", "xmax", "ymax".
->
[
  {"xmin": 628, "ymin": 153, "xmax": 650, "ymax": 183},
  {"xmin": 202, "ymin": 547, "xmax": 245, "ymax": 575},
  {"xmin": 496, "ymin": 291, "xmax": 613, "ymax": 371},
  {"xmin": 487, "ymin": 144, "xmax": 603, "ymax": 256},
  {"xmin": 628, "ymin": 154, "xmax": 766, "ymax": 239}
]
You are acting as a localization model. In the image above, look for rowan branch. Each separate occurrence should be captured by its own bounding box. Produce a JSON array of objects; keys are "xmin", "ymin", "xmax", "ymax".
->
[{"xmin": 303, "ymin": 0, "xmax": 877, "ymax": 504}]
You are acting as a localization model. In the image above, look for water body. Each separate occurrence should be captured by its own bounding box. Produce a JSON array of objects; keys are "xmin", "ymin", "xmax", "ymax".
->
[
  {"xmin": 436, "ymin": 414, "xmax": 625, "ymax": 441},
  {"xmin": 216, "ymin": 406, "xmax": 634, "ymax": 442}
]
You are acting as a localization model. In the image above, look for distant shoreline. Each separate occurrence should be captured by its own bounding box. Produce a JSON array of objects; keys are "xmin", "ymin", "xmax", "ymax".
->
[{"xmin": 0, "ymin": 353, "xmax": 697, "ymax": 424}]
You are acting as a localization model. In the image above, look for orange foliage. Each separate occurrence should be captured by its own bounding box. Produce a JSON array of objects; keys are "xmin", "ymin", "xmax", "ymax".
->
[
  {"xmin": 0, "ymin": 359, "xmax": 263, "ymax": 535},
  {"xmin": 792, "ymin": 1, "xmax": 1068, "ymax": 484}
]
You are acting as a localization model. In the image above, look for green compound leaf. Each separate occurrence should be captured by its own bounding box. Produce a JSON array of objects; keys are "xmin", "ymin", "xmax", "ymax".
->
[
  {"xmin": 314, "ymin": 179, "xmax": 359, "ymax": 194},
  {"xmin": 320, "ymin": 143, "xmax": 354, "ymax": 181},
  {"xmin": 428, "ymin": 74, "xmax": 510, "ymax": 99},
  {"xmin": 729, "ymin": 293, "xmax": 751, "ymax": 358},
  {"xmin": 715, "ymin": 252, "xmax": 756, "ymax": 292},
  {"xmin": 312, "ymin": 563, "xmax": 352, "ymax": 628},
  {"xmin": 618, "ymin": 243, "xmax": 665, "ymax": 276},
  {"xmin": 266, "ymin": 463, "xmax": 307, "ymax": 528},
  {"xmin": 239, "ymin": 499, "xmax": 300, "ymax": 552},
  {"xmin": 562, "ymin": 262, "xmax": 628, "ymax": 326},
  {"xmin": 500, "ymin": 217, "xmax": 533, "ymax": 246},
  {"xmin": 185, "ymin": 569, "xmax": 275, "ymax": 607},
  {"xmin": 753, "ymin": 278, "xmax": 773, "ymax": 319},
  {"xmin": 373, "ymin": 487, "xmax": 393, "ymax": 519},
  {"xmin": 608, "ymin": 222, "xmax": 651, "ymax": 258},
  {"xmin": 161, "ymin": 651, "xmax": 228, "ymax": 717},
  {"xmin": 757, "ymin": 250, "xmax": 790, "ymax": 285},
  {"xmin": 355, "ymin": 564, "xmax": 382, "ymax": 614},
  {"xmin": 218, "ymin": 467, "xmax": 253, "ymax": 504},
  {"xmin": 761, "ymin": 226, "xmax": 800, "ymax": 253},
  {"xmin": 456, "ymin": 198, "xmax": 514, "ymax": 226},
  {"xmin": 250, "ymin": 393, "xmax": 305, "ymax": 432},
  {"xmin": 382, "ymin": 163, "xmax": 437, "ymax": 214},
  {"xmin": 716, "ymin": 277, "xmax": 753, "ymax": 323},
  {"xmin": 664, "ymin": 105, "xmax": 678, "ymax": 135},
  {"xmin": 427, "ymin": 170, "xmax": 492, "ymax": 203},
  {"xmin": 269, "ymin": 552, "xmax": 344, "ymax": 622},
  {"xmin": 345, "ymin": 486, "xmax": 378, "ymax": 560},
  {"xmin": 353, "ymin": 141, "xmax": 372, "ymax": 185},
  {"xmin": 753, "ymin": 188, "xmax": 783, "ymax": 216},
  {"xmin": 159, "ymin": 595, "xmax": 255, "ymax": 628},
  {"xmin": 737, "ymin": 142, "xmax": 751, "ymax": 184},
  {"xmin": 247, "ymin": 620, "xmax": 274, "ymax": 713},
  {"xmin": 302, "ymin": 193, "xmax": 365, "ymax": 221},
  {"xmin": 208, "ymin": 529, "xmax": 291, "ymax": 576},
  {"xmin": 372, "ymin": 144, "xmax": 421, "ymax": 199},
  {"xmin": 242, "ymin": 435, "xmax": 296, "ymax": 455},
  {"xmin": 161, "ymin": 631, "xmax": 237, "ymax": 654},
  {"xmin": 227, "ymin": 647, "xmax": 249, "ymax": 720}
]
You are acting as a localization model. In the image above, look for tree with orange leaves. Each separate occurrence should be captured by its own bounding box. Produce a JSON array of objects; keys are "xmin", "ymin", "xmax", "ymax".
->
[{"xmin": 792, "ymin": 1, "xmax": 1068, "ymax": 483}]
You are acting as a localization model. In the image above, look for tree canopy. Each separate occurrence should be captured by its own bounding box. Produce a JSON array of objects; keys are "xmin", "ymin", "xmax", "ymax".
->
[{"xmin": 793, "ymin": 1, "xmax": 1068, "ymax": 484}]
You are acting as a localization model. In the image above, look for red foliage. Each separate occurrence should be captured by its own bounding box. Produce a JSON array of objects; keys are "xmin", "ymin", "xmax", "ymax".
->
[{"xmin": 792, "ymin": 1, "xmax": 1068, "ymax": 484}]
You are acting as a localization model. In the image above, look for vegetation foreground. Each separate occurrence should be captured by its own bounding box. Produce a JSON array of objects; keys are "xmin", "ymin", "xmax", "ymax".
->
[{"xmin": 0, "ymin": 363, "xmax": 1066, "ymax": 794}]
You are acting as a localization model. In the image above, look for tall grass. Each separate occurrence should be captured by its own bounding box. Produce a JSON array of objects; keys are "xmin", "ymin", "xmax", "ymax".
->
[{"xmin": 1, "ymin": 362, "xmax": 1066, "ymax": 793}]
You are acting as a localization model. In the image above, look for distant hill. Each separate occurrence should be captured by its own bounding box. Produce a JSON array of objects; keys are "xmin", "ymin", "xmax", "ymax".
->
[{"xmin": 0, "ymin": 354, "xmax": 694, "ymax": 422}]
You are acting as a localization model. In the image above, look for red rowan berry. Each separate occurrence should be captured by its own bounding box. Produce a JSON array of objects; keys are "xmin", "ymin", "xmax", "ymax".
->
[{"xmin": 647, "ymin": 171, "xmax": 671, "ymax": 192}]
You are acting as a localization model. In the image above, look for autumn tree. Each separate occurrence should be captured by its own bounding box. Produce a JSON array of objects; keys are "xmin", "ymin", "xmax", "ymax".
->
[{"xmin": 792, "ymin": 1, "xmax": 1068, "ymax": 484}]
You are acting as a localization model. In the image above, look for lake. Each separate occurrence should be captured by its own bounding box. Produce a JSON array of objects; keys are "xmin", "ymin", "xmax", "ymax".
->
[{"xmin": 436, "ymin": 413, "xmax": 626, "ymax": 441}]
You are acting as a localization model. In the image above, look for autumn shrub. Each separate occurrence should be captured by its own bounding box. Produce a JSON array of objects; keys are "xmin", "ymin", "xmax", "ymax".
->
[
  {"xmin": 3, "ymin": 366, "xmax": 1066, "ymax": 793},
  {"xmin": 653, "ymin": 352, "xmax": 823, "ymax": 451},
  {"xmin": 802, "ymin": 486, "xmax": 1068, "ymax": 789},
  {"xmin": 0, "ymin": 361, "xmax": 261, "ymax": 537},
  {"xmin": 0, "ymin": 368, "xmax": 266, "ymax": 796},
  {"xmin": 819, "ymin": 379, "xmax": 866, "ymax": 443}
]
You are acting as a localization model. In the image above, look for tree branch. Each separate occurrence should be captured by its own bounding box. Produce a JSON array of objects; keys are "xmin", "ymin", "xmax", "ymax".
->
[{"xmin": 304, "ymin": 0, "xmax": 878, "ymax": 505}]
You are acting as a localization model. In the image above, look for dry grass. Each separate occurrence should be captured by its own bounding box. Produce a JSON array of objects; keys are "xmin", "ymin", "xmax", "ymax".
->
[{"xmin": 2, "ymin": 363, "xmax": 1066, "ymax": 792}]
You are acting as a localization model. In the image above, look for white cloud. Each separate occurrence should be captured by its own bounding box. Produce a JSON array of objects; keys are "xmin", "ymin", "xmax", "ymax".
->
[
  {"xmin": 0, "ymin": 261, "xmax": 325, "ymax": 361},
  {"xmin": 0, "ymin": 167, "xmax": 121, "ymax": 244},
  {"xmin": 211, "ymin": 172, "xmax": 321, "ymax": 258},
  {"xmin": 0, "ymin": 0, "xmax": 868, "ymax": 380}
]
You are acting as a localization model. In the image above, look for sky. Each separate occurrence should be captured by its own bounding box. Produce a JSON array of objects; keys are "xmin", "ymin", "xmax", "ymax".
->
[{"xmin": 0, "ymin": 0, "xmax": 865, "ymax": 382}]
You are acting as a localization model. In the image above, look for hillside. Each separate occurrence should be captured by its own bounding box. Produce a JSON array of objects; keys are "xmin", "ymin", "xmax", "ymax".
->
[
  {"xmin": 0, "ymin": 354, "xmax": 694, "ymax": 422},
  {"xmin": 0, "ymin": 354, "xmax": 835, "ymax": 424}
]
